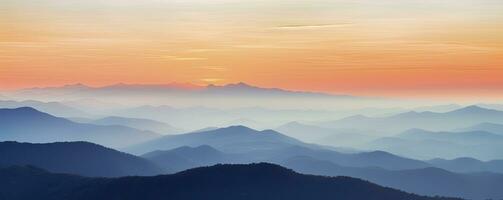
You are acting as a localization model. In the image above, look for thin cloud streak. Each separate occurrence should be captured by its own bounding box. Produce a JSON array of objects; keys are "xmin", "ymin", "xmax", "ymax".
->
[{"xmin": 272, "ymin": 23, "xmax": 353, "ymax": 30}]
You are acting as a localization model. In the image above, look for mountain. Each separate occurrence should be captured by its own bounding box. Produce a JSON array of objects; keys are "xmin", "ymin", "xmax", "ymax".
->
[
  {"xmin": 0, "ymin": 100, "xmax": 89, "ymax": 118},
  {"xmin": 142, "ymin": 145, "xmax": 226, "ymax": 172},
  {"xmin": 132, "ymin": 125, "xmax": 432, "ymax": 171},
  {"xmin": 0, "ymin": 141, "xmax": 163, "ymax": 177},
  {"xmin": 275, "ymin": 122, "xmax": 336, "ymax": 142},
  {"xmin": 275, "ymin": 121, "xmax": 376, "ymax": 146},
  {"xmin": 0, "ymin": 107, "xmax": 160, "ymax": 148},
  {"xmin": 320, "ymin": 105, "xmax": 503, "ymax": 134},
  {"xmin": 428, "ymin": 157, "xmax": 503, "ymax": 174},
  {"xmin": 460, "ymin": 122, "xmax": 503, "ymax": 135},
  {"xmin": 12, "ymin": 82, "xmax": 348, "ymax": 99},
  {"xmin": 142, "ymin": 142, "xmax": 431, "ymax": 172},
  {"xmin": 0, "ymin": 163, "xmax": 460, "ymax": 200},
  {"xmin": 115, "ymin": 105, "xmax": 235, "ymax": 130},
  {"xmin": 91, "ymin": 116, "xmax": 182, "ymax": 134},
  {"xmin": 366, "ymin": 129, "xmax": 503, "ymax": 160},
  {"xmin": 255, "ymin": 145, "xmax": 431, "ymax": 171},
  {"xmin": 127, "ymin": 126, "xmax": 308, "ymax": 154},
  {"xmin": 412, "ymin": 104, "xmax": 463, "ymax": 113},
  {"xmin": 399, "ymin": 129, "xmax": 503, "ymax": 145},
  {"xmin": 281, "ymin": 156, "xmax": 503, "ymax": 200}
]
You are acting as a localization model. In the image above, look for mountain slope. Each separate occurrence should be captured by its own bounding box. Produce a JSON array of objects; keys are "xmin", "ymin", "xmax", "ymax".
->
[
  {"xmin": 276, "ymin": 121, "xmax": 376, "ymax": 146},
  {"xmin": 142, "ymin": 143, "xmax": 431, "ymax": 172},
  {"xmin": 0, "ymin": 100, "xmax": 89, "ymax": 117},
  {"xmin": 428, "ymin": 157, "xmax": 503, "ymax": 174},
  {"xmin": 460, "ymin": 122, "xmax": 503, "ymax": 135},
  {"xmin": 320, "ymin": 105, "xmax": 503, "ymax": 134},
  {"xmin": 366, "ymin": 129, "xmax": 503, "ymax": 160},
  {"xmin": 0, "ymin": 107, "xmax": 160, "ymax": 148},
  {"xmin": 0, "ymin": 163, "xmax": 459, "ymax": 200},
  {"xmin": 142, "ymin": 145, "xmax": 226, "ymax": 172},
  {"xmin": 91, "ymin": 116, "xmax": 181, "ymax": 134},
  {"xmin": 399, "ymin": 129, "xmax": 503, "ymax": 145},
  {"xmin": 0, "ymin": 141, "xmax": 163, "ymax": 177},
  {"xmin": 128, "ymin": 126, "xmax": 308, "ymax": 154},
  {"xmin": 281, "ymin": 156, "xmax": 503, "ymax": 200}
]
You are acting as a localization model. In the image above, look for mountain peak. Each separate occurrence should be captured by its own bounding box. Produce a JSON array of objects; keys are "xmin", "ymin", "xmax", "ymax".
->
[
  {"xmin": 218, "ymin": 125, "xmax": 257, "ymax": 132},
  {"xmin": 0, "ymin": 107, "xmax": 46, "ymax": 116},
  {"xmin": 450, "ymin": 105, "xmax": 494, "ymax": 114},
  {"xmin": 62, "ymin": 83, "xmax": 90, "ymax": 89}
]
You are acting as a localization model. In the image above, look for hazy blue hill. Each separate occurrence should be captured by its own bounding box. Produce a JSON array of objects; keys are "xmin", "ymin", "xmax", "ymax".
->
[
  {"xmin": 0, "ymin": 107, "xmax": 160, "ymax": 148},
  {"xmin": 281, "ymin": 156, "xmax": 503, "ymax": 200},
  {"xmin": 320, "ymin": 105, "xmax": 503, "ymax": 134},
  {"xmin": 367, "ymin": 129, "xmax": 503, "ymax": 160},
  {"xmin": 0, "ymin": 164, "xmax": 460, "ymax": 200},
  {"xmin": 398, "ymin": 129, "xmax": 503, "ymax": 145},
  {"xmin": 0, "ymin": 141, "xmax": 163, "ymax": 177},
  {"xmin": 261, "ymin": 145, "xmax": 431, "ymax": 171},
  {"xmin": 275, "ymin": 121, "xmax": 378, "ymax": 147},
  {"xmin": 0, "ymin": 100, "xmax": 89, "ymax": 118},
  {"xmin": 460, "ymin": 122, "xmax": 503, "ymax": 135},
  {"xmin": 142, "ymin": 145, "xmax": 226, "ymax": 172},
  {"xmin": 144, "ymin": 143, "xmax": 432, "ymax": 172},
  {"xmin": 91, "ymin": 116, "xmax": 182, "ymax": 134},
  {"xmin": 366, "ymin": 137, "xmax": 472, "ymax": 160},
  {"xmin": 127, "ymin": 125, "xmax": 308, "ymax": 154},
  {"xmin": 275, "ymin": 121, "xmax": 338, "ymax": 142},
  {"xmin": 428, "ymin": 157, "xmax": 503, "ymax": 174}
]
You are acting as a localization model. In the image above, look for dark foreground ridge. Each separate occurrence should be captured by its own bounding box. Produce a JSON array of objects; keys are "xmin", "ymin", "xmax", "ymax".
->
[{"xmin": 0, "ymin": 163, "xmax": 461, "ymax": 200}]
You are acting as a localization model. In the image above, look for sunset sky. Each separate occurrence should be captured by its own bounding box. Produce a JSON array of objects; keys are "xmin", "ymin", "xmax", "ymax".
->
[{"xmin": 1, "ymin": 0, "xmax": 503, "ymax": 97}]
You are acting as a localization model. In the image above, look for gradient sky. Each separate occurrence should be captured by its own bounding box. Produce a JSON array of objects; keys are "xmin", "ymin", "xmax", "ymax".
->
[{"xmin": 1, "ymin": 0, "xmax": 503, "ymax": 97}]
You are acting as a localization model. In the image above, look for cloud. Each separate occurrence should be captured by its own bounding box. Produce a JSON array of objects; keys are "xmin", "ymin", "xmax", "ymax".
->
[
  {"xmin": 200, "ymin": 78, "xmax": 224, "ymax": 83},
  {"xmin": 198, "ymin": 66, "xmax": 228, "ymax": 71},
  {"xmin": 271, "ymin": 23, "xmax": 353, "ymax": 30},
  {"xmin": 163, "ymin": 56, "xmax": 208, "ymax": 61}
]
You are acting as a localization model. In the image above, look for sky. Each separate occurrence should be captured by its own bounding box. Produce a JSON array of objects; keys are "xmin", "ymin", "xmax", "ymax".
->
[{"xmin": 1, "ymin": 0, "xmax": 503, "ymax": 98}]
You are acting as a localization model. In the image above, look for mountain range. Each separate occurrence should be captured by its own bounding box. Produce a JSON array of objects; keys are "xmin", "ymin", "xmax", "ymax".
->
[
  {"xmin": 320, "ymin": 105, "xmax": 503, "ymax": 135},
  {"xmin": 0, "ymin": 100, "xmax": 89, "ymax": 118},
  {"xmin": 11, "ymin": 82, "xmax": 349, "ymax": 99},
  {"xmin": 367, "ymin": 128, "xmax": 503, "ymax": 160},
  {"xmin": 460, "ymin": 122, "xmax": 503, "ymax": 135},
  {"xmin": 89, "ymin": 116, "xmax": 182, "ymax": 134},
  {"xmin": 0, "ymin": 107, "xmax": 160, "ymax": 148},
  {"xmin": 127, "ymin": 125, "xmax": 309, "ymax": 154},
  {"xmin": 276, "ymin": 121, "xmax": 377, "ymax": 146},
  {"xmin": 281, "ymin": 156, "xmax": 503, "ymax": 200},
  {"xmin": 0, "ymin": 141, "xmax": 162, "ymax": 177},
  {"xmin": 2, "ymin": 136, "xmax": 503, "ymax": 199},
  {"xmin": 0, "ymin": 163, "xmax": 460, "ymax": 200}
]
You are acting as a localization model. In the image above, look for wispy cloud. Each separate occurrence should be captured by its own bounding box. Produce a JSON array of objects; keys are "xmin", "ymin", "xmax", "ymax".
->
[
  {"xmin": 200, "ymin": 78, "xmax": 224, "ymax": 83},
  {"xmin": 198, "ymin": 66, "xmax": 228, "ymax": 72},
  {"xmin": 163, "ymin": 56, "xmax": 208, "ymax": 61},
  {"xmin": 272, "ymin": 23, "xmax": 353, "ymax": 30}
]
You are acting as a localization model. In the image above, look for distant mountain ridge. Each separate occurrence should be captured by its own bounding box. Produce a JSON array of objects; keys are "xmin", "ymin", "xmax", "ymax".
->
[
  {"xmin": 127, "ymin": 125, "xmax": 309, "ymax": 154},
  {"xmin": 320, "ymin": 105, "xmax": 503, "ymax": 134},
  {"xmin": 91, "ymin": 116, "xmax": 182, "ymax": 134},
  {"xmin": 12, "ymin": 82, "xmax": 350, "ymax": 98},
  {"xmin": 281, "ymin": 156, "xmax": 503, "ymax": 200},
  {"xmin": 0, "ymin": 163, "xmax": 460, "ymax": 200},
  {"xmin": 367, "ymin": 128, "xmax": 503, "ymax": 160},
  {"xmin": 428, "ymin": 157, "xmax": 503, "ymax": 174},
  {"xmin": 460, "ymin": 122, "xmax": 503, "ymax": 135},
  {"xmin": 0, "ymin": 100, "xmax": 89, "ymax": 118},
  {"xmin": 0, "ymin": 107, "xmax": 160, "ymax": 148},
  {"xmin": 0, "ymin": 141, "xmax": 163, "ymax": 177},
  {"xmin": 142, "ymin": 145, "xmax": 226, "ymax": 172}
]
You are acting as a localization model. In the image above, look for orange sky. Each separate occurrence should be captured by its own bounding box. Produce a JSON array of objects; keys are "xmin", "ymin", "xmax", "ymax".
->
[{"xmin": 1, "ymin": 0, "xmax": 503, "ymax": 97}]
